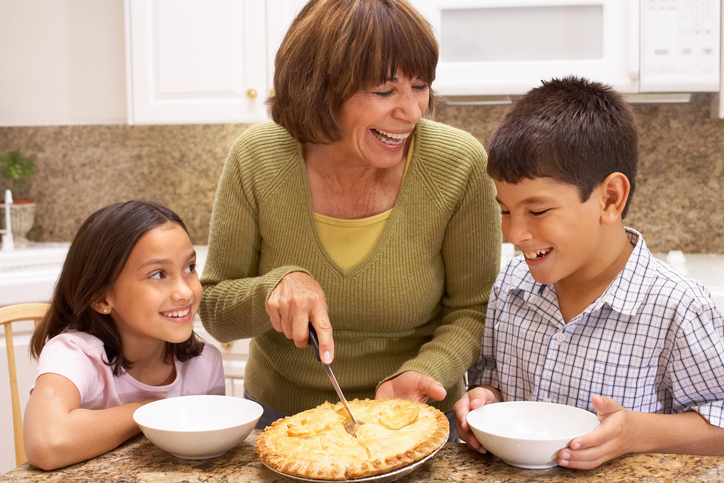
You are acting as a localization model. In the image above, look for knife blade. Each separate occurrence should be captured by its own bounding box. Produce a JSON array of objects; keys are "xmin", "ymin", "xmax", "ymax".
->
[{"xmin": 308, "ymin": 323, "xmax": 359, "ymax": 425}]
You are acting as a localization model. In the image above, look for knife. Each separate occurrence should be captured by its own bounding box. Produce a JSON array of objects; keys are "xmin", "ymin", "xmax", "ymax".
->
[{"xmin": 308, "ymin": 323, "xmax": 359, "ymax": 425}]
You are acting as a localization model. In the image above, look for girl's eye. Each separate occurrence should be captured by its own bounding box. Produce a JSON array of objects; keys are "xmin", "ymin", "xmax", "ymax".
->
[
  {"xmin": 185, "ymin": 263, "xmax": 197, "ymax": 274},
  {"xmin": 530, "ymin": 209, "xmax": 550, "ymax": 216},
  {"xmin": 499, "ymin": 209, "xmax": 510, "ymax": 216},
  {"xmin": 150, "ymin": 270, "xmax": 166, "ymax": 280}
]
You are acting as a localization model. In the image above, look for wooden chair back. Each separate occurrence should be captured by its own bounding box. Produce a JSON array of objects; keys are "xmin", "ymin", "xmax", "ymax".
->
[{"xmin": 0, "ymin": 303, "xmax": 49, "ymax": 468}]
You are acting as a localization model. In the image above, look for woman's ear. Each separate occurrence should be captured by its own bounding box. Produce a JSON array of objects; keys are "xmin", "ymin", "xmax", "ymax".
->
[{"xmin": 599, "ymin": 172, "xmax": 630, "ymax": 225}]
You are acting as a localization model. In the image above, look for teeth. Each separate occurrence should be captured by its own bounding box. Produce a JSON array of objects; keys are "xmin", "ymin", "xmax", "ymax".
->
[
  {"xmin": 166, "ymin": 308, "xmax": 190, "ymax": 318},
  {"xmin": 524, "ymin": 249, "xmax": 551, "ymax": 260},
  {"xmin": 372, "ymin": 128, "xmax": 410, "ymax": 145}
]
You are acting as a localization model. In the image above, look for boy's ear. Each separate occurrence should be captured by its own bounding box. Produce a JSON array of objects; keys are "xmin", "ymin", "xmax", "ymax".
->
[{"xmin": 598, "ymin": 172, "xmax": 630, "ymax": 225}]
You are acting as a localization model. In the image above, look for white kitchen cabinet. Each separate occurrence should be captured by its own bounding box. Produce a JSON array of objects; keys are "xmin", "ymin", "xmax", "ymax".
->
[{"xmin": 124, "ymin": 0, "xmax": 304, "ymax": 125}]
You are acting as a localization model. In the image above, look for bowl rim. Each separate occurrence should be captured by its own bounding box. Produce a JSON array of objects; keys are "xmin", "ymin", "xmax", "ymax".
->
[
  {"xmin": 466, "ymin": 401, "xmax": 600, "ymax": 441},
  {"xmin": 133, "ymin": 394, "xmax": 264, "ymax": 432}
]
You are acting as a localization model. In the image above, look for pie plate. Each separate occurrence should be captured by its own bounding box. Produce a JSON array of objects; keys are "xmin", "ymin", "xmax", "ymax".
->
[{"xmin": 259, "ymin": 439, "xmax": 445, "ymax": 482}]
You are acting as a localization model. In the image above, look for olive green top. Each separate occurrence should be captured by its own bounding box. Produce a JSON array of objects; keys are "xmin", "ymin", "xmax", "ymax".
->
[{"xmin": 199, "ymin": 119, "xmax": 501, "ymax": 415}]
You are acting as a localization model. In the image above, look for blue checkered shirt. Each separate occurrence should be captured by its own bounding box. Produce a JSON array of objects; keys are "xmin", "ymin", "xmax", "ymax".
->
[{"xmin": 469, "ymin": 228, "xmax": 724, "ymax": 427}]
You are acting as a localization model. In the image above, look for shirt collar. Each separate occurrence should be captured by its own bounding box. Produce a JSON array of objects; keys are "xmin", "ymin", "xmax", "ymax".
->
[
  {"xmin": 594, "ymin": 227, "xmax": 654, "ymax": 315},
  {"xmin": 508, "ymin": 227, "xmax": 650, "ymax": 317}
]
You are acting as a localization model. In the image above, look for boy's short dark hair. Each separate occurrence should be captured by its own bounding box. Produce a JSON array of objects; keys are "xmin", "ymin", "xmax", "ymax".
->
[{"xmin": 487, "ymin": 76, "xmax": 638, "ymax": 218}]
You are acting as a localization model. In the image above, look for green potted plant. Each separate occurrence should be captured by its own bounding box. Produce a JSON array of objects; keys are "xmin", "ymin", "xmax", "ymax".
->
[{"xmin": 0, "ymin": 144, "xmax": 43, "ymax": 247}]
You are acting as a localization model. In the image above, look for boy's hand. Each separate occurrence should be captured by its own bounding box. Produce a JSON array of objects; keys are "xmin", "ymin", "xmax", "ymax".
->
[
  {"xmin": 453, "ymin": 386, "xmax": 500, "ymax": 452},
  {"xmin": 558, "ymin": 395, "xmax": 634, "ymax": 469}
]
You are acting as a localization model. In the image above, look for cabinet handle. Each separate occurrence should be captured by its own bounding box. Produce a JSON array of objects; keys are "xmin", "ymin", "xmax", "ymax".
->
[
  {"xmin": 221, "ymin": 342, "xmax": 234, "ymax": 351},
  {"xmin": 246, "ymin": 89, "xmax": 258, "ymax": 100}
]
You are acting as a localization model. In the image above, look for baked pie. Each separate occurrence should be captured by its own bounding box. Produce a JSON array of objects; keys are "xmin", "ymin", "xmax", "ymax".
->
[{"xmin": 256, "ymin": 398, "xmax": 449, "ymax": 480}]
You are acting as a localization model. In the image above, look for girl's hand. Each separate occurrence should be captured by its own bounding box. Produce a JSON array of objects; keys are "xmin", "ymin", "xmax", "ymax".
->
[
  {"xmin": 453, "ymin": 386, "xmax": 500, "ymax": 452},
  {"xmin": 558, "ymin": 395, "xmax": 634, "ymax": 469},
  {"xmin": 266, "ymin": 271, "xmax": 334, "ymax": 363},
  {"xmin": 375, "ymin": 371, "xmax": 446, "ymax": 403},
  {"xmin": 24, "ymin": 373, "xmax": 147, "ymax": 470}
]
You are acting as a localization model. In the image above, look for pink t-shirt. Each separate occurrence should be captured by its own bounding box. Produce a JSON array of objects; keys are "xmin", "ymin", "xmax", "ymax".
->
[{"xmin": 33, "ymin": 331, "xmax": 225, "ymax": 409}]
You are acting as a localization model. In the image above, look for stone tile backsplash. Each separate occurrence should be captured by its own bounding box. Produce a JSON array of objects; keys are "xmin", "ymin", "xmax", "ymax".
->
[{"xmin": 1, "ymin": 94, "xmax": 722, "ymax": 253}]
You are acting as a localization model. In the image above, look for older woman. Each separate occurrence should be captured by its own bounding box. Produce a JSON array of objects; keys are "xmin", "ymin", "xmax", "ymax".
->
[{"xmin": 199, "ymin": 0, "xmax": 500, "ymax": 439}]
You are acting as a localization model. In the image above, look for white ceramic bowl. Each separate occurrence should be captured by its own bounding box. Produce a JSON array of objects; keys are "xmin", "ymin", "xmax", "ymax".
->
[
  {"xmin": 467, "ymin": 401, "xmax": 600, "ymax": 469},
  {"xmin": 133, "ymin": 395, "xmax": 263, "ymax": 459}
]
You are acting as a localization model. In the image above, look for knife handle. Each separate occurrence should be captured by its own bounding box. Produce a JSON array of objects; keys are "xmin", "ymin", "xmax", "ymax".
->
[{"xmin": 308, "ymin": 323, "xmax": 321, "ymax": 361}]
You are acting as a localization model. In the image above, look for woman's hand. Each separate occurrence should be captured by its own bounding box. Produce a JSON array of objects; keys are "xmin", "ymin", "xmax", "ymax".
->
[
  {"xmin": 453, "ymin": 386, "xmax": 500, "ymax": 452},
  {"xmin": 557, "ymin": 395, "xmax": 634, "ymax": 469},
  {"xmin": 266, "ymin": 271, "xmax": 334, "ymax": 363},
  {"xmin": 375, "ymin": 371, "xmax": 446, "ymax": 403}
]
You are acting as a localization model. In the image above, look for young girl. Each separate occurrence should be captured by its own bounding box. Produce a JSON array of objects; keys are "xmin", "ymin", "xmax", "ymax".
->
[{"xmin": 24, "ymin": 201, "xmax": 225, "ymax": 470}]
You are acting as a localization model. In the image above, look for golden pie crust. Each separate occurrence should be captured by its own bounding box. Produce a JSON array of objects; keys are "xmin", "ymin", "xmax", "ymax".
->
[{"xmin": 256, "ymin": 398, "xmax": 449, "ymax": 480}]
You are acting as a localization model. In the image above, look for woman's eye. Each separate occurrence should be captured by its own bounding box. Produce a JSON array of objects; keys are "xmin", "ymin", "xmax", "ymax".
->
[
  {"xmin": 413, "ymin": 83, "xmax": 429, "ymax": 91},
  {"xmin": 185, "ymin": 263, "xmax": 197, "ymax": 274},
  {"xmin": 374, "ymin": 90, "xmax": 393, "ymax": 97}
]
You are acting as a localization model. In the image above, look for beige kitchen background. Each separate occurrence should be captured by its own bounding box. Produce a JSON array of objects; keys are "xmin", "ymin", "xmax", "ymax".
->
[
  {"xmin": 1, "ymin": 0, "xmax": 724, "ymax": 476},
  {"xmin": 1, "ymin": 0, "xmax": 723, "ymax": 254}
]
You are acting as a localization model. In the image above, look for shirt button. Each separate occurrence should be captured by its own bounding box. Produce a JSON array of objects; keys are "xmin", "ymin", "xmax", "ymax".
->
[{"xmin": 555, "ymin": 333, "xmax": 566, "ymax": 342}]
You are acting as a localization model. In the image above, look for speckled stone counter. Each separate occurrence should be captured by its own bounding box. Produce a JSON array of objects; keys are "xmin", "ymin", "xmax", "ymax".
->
[{"xmin": 3, "ymin": 431, "xmax": 724, "ymax": 482}]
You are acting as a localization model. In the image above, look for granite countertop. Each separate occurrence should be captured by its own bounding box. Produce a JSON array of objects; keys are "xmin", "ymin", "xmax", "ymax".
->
[{"xmin": 4, "ymin": 431, "xmax": 724, "ymax": 482}]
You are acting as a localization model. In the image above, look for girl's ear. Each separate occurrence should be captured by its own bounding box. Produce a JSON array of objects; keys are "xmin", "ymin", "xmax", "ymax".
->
[
  {"xmin": 599, "ymin": 172, "xmax": 630, "ymax": 225},
  {"xmin": 92, "ymin": 298, "xmax": 112, "ymax": 315}
]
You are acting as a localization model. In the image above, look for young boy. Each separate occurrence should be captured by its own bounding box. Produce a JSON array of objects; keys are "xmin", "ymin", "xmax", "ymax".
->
[{"xmin": 454, "ymin": 76, "xmax": 724, "ymax": 469}]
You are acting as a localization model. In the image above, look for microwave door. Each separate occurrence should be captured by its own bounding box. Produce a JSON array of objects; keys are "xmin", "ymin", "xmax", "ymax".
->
[{"xmin": 411, "ymin": 0, "xmax": 639, "ymax": 96}]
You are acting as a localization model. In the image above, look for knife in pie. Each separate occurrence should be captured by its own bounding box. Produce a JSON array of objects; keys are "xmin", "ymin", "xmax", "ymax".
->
[{"xmin": 307, "ymin": 323, "xmax": 359, "ymax": 425}]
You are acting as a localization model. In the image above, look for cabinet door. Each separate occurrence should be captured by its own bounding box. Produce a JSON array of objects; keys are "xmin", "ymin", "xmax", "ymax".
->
[
  {"xmin": 266, "ymin": 0, "xmax": 307, "ymax": 78},
  {"xmin": 125, "ymin": 0, "xmax": 268, "ymax": 124}
]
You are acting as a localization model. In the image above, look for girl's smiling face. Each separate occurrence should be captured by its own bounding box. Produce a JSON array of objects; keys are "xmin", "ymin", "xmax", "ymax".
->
[
  {"xmin": 335, "ymin": 68, "xmax": 430, "ymax": 169},
  {"xmin": 105, "ymin": 222, "xmax": 201, "ymax": 349}
]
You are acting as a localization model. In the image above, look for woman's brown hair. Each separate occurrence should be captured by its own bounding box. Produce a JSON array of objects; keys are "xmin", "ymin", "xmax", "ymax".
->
[
  {"xmin": 269, "ymin": 0, "xmax": 439, "ymax": 144},
  {"xmin": 29, "ymin": 201, "xmax": 204, "ymax": 376}
]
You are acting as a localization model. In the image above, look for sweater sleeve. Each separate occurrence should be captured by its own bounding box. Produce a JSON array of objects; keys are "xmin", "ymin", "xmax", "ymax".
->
[
  {"xmin": 199, "ymin": 128, "xmax": 309, "ymax": 343},
  {"xmin": 390, "ymin": 129, "xmax": 501, "ymax": 389}
]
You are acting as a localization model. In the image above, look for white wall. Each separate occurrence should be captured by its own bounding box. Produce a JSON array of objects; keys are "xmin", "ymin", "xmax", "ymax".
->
[{"xmin": 0, "ymin": 0, "xmax": 127, "ymax": 126}]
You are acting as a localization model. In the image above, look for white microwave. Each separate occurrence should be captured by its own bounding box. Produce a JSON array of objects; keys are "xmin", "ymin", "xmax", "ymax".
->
[{"xmin": 410, "ymin": 0, "xmax": 720, "ymax": 96}]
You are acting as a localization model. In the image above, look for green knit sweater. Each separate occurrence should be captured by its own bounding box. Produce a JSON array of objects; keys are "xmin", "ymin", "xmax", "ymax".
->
[{"xmin": 199, "ymin": 119, "xmax": 501, "ymax": 415}]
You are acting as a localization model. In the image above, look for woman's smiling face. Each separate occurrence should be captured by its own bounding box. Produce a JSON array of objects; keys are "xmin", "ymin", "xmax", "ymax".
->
[{"xmin": 336, "ymin": 68, "xmax": 430, "ymax": 169}]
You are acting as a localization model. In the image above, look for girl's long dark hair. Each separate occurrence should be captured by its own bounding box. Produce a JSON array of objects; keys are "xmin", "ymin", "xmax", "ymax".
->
[{"xmin": 30, "ymin": 201, "xmax": 204, "ymax": 376}]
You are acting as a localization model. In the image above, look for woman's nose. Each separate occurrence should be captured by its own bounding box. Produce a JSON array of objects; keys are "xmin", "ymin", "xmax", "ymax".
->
[{"xmin": 395, "ymin": 90, "xmax": 423, "ymax": 123}]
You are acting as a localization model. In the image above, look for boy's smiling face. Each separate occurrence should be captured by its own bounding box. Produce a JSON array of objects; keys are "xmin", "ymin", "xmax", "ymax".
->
[{"xmin": 494, "ymin": 176, "xmax": 605, "ymax": 288}]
